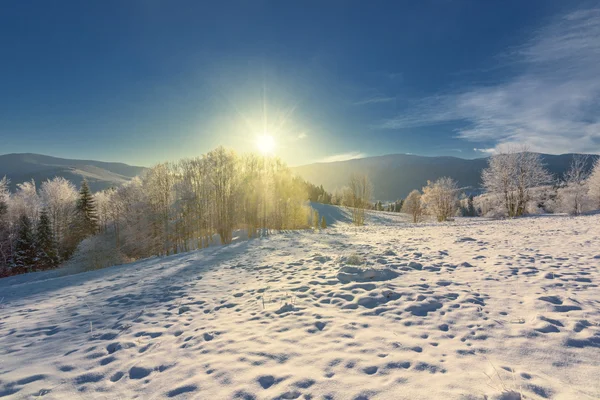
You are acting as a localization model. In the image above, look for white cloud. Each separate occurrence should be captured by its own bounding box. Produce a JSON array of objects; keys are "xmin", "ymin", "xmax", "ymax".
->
[
  {"xmin": 320, "ymin": 151, "xmax": 366, "ymax": 163},
  {"xmin": 473, "ymin": 148, "xmax": 496, "ymax": 154},
  {"xmin": 380, "ymin": 8, "xmax": 600, "ymax": 154},
  {"xmin": 297, "ymin": 132, "xmax": 307, "ymax": 140}
]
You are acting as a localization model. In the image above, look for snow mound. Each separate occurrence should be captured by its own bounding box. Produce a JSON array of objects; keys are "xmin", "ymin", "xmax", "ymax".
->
[{"xmin": 336, "ymin": 265, "xmax": 400, "ymax": 283}]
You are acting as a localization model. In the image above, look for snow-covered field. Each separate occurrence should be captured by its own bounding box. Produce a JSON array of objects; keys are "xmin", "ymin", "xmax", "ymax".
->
[{"xmin": 1, "ymin": 207, "xmax": 599, "ymax": 400}]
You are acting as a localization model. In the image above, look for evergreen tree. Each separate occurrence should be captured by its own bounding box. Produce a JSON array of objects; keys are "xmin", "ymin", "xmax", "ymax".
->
[
  {"xmin": 76, "ymin": 179, "xmax": 98, "ymax": 238},
  {"xmin": 313, "ymin": 210, "xmax": 320, "ymax": 229},
  {"xmin": 0, "ymin": 198, "xmax": 10, "ymax": 275},
  {"xmin": 467, "ymin": 195, "xmax": 476, "ymax": 217},
  {"xmin": 320, "ymin": 216, "xmax": 327, "ymax": 229},
  {"xmin": 13, "ymin": 215, "xmax": 36, "ymax": 273},
  {"xmin": 36, "ymin": 209, "xmax": 58, "ymax": 270}
]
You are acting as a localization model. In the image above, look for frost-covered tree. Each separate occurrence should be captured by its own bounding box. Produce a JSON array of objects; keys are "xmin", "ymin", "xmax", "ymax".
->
[
  {"xmin": 112, "ymin": 177, "xmax": 152, "ymax": 258},
  {"xmin": 558, "ymin": 155, "xmax": 590, "ymax": 215},
  {"xmin": 13, "ymin": 215, "xmax": 36, "ymax": 273},
  {"xmin": 402, "ymin": 190, "xmax": 423, "ymax": 223},
  {"xmin": 144, "ymin": 163, "xmax": 174, "ymax": 254},
  {"xmin": 345, "ymin": 173, "xmax": 372, "ymax": 226},
  {"xmin": 421, "ymin": 177, "xmax": 459, "ymax": 222},
  {"xmin": 35, "ymin": 209, "xmax": 58, "ymax": 269},
  {"xmin": 94, "ymin": 188, "xmax": 115, "ymax": 234},
  {"xmin": 206, "ymin": 147, "xmax": 240, "ymax": 245},
  {"xmin": 588, "ymin": 157, "xmax": 600, "ymax": 209},
  {"xmin": 9, "ymin": 180, "xmax": 42, "ymax": 225},
  {"xmin": 239, "ymin": 154, "xmax": 262, "ymax": 239},
  {"xmin": 40, "ymin": 177, "xmax": 77, "ymax": 257},
  {"xmin": 482, "ymin": 147, "xmax": 551, "ymax": 217}
]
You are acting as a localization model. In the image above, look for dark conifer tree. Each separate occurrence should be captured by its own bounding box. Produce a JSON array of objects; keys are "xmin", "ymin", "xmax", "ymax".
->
[
  {"xmin": 36, "ymin": 209, "xmax": 58, "ymax": 270},
  {"xmin": 396, "ymin": 199, "xmax": 404, "ymax": 212},
  {"xmin": 76, "ymin": 179, "xmax": 98, "ymax": 238},
  {"xmin": 467, "ymin": 195, "xmax": 476, "ymax": 217},
  {"xmin": 0, "ymin": 198, "xmax": 10, "ymax": 276},
  {"xmin": 13, "ymin": 215, "xmax": 36, "ymax": 273}
]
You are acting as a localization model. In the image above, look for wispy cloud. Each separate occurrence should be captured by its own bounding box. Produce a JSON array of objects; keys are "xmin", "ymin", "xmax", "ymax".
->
[
  {"xmin": 380, "ymin": 8, "xmax": 600, "ymax": 154},
  {"xmin": 354, "ymin": 96, "xmax": 396, "ymax": 106},
  {"xmin": 474, "ymin": 147, "xmax": 496, "ymax": 154},
  {"xmin": 320, "ymin": 151, "xmax": 366, "ymax": 163},
  {"xmin": 297, "ymin": 132, "xmax": 307, "ymax": 140}
]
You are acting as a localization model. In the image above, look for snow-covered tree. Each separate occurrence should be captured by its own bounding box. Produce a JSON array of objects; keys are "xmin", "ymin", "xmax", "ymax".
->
[
  {"xmin": 402, "ymin": 190, "xmax": 423, "ymax": 223},
  {"xmin": 588, "ymin": 157, "xmax": 600, "ymax": 209},
  {"xmin": 482, "ymin": 147, "xmax": 552, "ymax": 217},
  {"xmin": 421, "ymin": 177, "xmax": 459, "ymax": 222},
  {"xmin": 144, "ymin": 163, "xmax": 174, "ymax": 254},
  {"xmin": 206, "ymin": 147, "xmax": 239, "ymax": 245},
  {"xmin": 112, "ymin": 177, "xmax": 152, "ymax": 258},
  {"xmin": 345, "ymin": 173, "xmax": 372, "ymax": 226},
  {"xmin": 40, "ymin": 177, "xmax": 78, "ymax": 257},
  {"xmin": 9, "ymin": 180, "xmax": 42, "ymax": 226},
  {"xmin": 94, "ymin": 188, "xmax": 114, "ymax": 234},
  {"xmin": 558, "ymin": 155, "xmax": 590, "ymax": 215}
]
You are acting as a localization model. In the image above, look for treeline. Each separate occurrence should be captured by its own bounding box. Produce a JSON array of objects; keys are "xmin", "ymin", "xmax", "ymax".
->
[
  {"xmin": 0, "ymin": 147, "xmax": 314, "ymax": 277},
  {"xmin": 394, "ymin": 148, "xmax": 600, "ymax": 222},
  {"xmin": 0, "ymin": 177, "xmax": 97, "ymax": 276}
]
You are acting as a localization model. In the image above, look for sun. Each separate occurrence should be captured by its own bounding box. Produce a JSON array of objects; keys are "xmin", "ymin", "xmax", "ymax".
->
[{"xmin": 256, "ymin": 134, "xmax": 276, "ymax": 154}]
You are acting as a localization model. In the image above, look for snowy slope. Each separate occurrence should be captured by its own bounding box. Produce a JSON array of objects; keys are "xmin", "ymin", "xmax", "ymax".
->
[{"xmin": 1, "ymin": 208, "xmax": 599, "ymax": 399}]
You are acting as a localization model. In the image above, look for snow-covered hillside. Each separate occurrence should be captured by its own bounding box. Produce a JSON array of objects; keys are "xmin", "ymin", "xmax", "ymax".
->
[{"xmin": 1, "ymin": 207, "xmax": 599, "ymax": 399}]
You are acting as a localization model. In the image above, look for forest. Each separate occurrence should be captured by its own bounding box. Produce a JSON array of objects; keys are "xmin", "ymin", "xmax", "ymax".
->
[{"xmin": 0, "ymin": 147, "xmax": 327, "ymax": 277}]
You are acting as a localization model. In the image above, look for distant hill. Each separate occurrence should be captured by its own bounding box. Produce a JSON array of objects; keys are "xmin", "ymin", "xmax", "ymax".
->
[
  {"xmin": 0, "ymin": 153, "xmax": 146, "ymax": 192},
  {"xmin": 292, "ymin": 153, "xmax": 598, "ymax": 201}
]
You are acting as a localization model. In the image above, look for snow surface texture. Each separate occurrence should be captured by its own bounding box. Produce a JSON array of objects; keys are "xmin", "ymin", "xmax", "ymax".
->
[{"xmin": 0, "ymin": 207, "xmax": 599, "ymax": 399}]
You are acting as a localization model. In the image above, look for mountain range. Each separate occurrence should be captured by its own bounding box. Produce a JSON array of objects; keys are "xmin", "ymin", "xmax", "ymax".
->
[
  {"xmin": 1, "ymin": 152, "xmax": 597, "ymax": 200},
  {"xmin": 0, "ymin": 153, "xmax": 146, "ymax": 192},
  {"xmin": 292, "ymin": 153, "xmax": 598, "ymax": 200}
]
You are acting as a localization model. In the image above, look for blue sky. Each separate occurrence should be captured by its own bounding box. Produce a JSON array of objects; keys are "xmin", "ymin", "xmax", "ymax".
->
[{"xmin": 1, "ymin": 1, "xmax": 599, "ymax": 166}]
